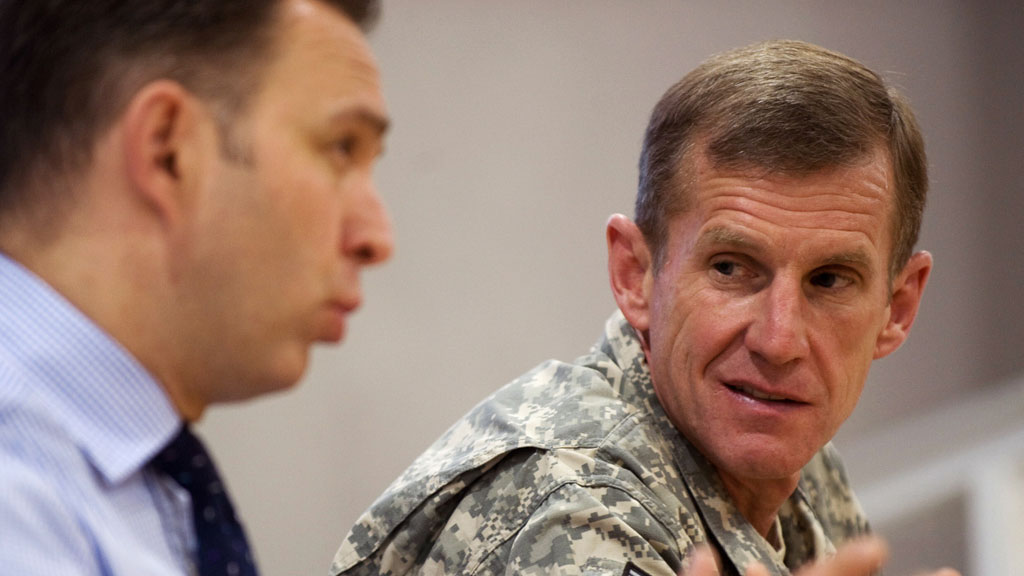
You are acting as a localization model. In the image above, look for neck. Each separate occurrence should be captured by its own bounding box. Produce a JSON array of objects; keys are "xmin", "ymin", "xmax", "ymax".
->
[
  {"xmin": 0, "ymin": 183, "xmax": 203, "ymax": 422},
  {"xmin": 717, "ymin": 470, "xmax": 800, "ymax": 538}
]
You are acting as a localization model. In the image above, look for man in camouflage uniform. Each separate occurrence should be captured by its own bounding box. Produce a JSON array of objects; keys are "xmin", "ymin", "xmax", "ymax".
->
[{"xmin": 332, "ymin": 41, "xmax": 950, "ymax": 576}]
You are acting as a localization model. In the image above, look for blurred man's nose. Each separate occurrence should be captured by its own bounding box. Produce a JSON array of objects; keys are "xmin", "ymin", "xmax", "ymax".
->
[{"xmin": 343, "ymin": 177, "xmax": 394, "ymax": 266}]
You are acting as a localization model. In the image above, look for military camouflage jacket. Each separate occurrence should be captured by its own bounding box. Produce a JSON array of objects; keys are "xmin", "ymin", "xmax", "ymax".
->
[{"xmin": 332, "ymin": 312, "xmax": 870, "ymax": 576}]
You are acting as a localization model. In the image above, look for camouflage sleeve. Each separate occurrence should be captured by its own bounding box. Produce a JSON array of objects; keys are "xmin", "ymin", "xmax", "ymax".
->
[{"xmin": 474, "ymin": 480, "xmax": 685, "ymax": 576}]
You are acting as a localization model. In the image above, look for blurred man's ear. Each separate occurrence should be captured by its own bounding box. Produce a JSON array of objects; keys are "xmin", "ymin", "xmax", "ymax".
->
[
  {"xmin": 874, "ymin": 250, "xmax": 933, "ymax": 359},
  {"xmin": 607, "ymin": 214, "xmax": 654, "ymax": 337},
  {"xmin": 119, "ymin": 80, "xmax": 208, "ymax": 229}
]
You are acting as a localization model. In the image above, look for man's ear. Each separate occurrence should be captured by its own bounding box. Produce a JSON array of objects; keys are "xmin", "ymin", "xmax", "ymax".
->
[
  {"xmin": 874, "ymin": 250, "xmax": 933, "ymax": 359},
  {"xmin": 607, "ymin": 214, "xmax": 654, "ymax": 335},
  {"xmin": 119, "ymin": 80, "xmax": 206, "ymax": 228}
]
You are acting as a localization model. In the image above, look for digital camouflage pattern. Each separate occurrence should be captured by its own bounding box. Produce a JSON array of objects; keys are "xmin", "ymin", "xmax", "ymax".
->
[{"xmin": 332, "ymin": 312, "xmax": 870, "ymax": 575}]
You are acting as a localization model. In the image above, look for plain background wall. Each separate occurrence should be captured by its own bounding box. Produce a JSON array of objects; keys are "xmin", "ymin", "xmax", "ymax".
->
[{"xmin": 199, "ymin": 2, "xmax": 1024, "ymax": 575}]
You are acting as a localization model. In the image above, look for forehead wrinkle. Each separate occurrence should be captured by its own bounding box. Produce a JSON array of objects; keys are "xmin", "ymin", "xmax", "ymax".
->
[
  {"xmin": 777, "ymin": 191, "xmax": 889, "ymax": 223},
  {"xmin": 698, "ymin": 149, "xmax": 893, "ymax": 212},
  {"xmin": 704, "ymin": 188, "xmax": 887, "ymax": 239},
  {"xmin": 708, "ymin": 185, "xmax": 888, "ymax": 218}
]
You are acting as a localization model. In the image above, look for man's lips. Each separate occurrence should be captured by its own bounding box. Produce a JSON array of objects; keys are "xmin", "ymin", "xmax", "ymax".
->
[
  {"xmin": 319, "ymin": 296, "xmax": 361, "ymax": 341},
  {"xmin": 722, "ymin": 380, "xmax": 808, "ymax": 404},
  {"xmin": 332, "ymin": 301, "xmax": 359, "ymax": 314},
  {"xmin": 331, "ymin": 293, "xmax": 362, "ymax": 314}
]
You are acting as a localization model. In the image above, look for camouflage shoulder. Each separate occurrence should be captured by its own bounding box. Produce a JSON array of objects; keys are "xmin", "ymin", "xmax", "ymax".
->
[
  {"xmin": 500, "ymin": 478, "xmax": 687, "ymax": 575},
  {"xmin": 332, "ymin": 353, "xmax": 645, "ymax": 574},
  {"xmin": 797, "ymin": 442, "xmax": 871, "ymax": 543},
  {"xmin": 414, "ymin": 447, "xmax": 691, "ymax": 575}
]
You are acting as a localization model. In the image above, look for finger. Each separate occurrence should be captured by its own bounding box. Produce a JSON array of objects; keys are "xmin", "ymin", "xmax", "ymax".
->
[
  {"xmin": 680, "ymin": 546, "xmax": 719, "ymax": 576},
  {"xmin": 915, "ymin": 569, "xmax": 961, "ymax": 576},
  {"xmin": 798, "ymin": 536, "xmax": 888, "ymax": 576},
  {"xmin": 744, "ymin": 562, "xmax": 771, "ymax": 576}
]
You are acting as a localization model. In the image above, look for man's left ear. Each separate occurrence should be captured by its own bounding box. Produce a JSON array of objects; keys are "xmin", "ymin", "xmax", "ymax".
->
[
  {"xmin": 874, "ymin": 250, "xmax": 933, "ymax": 359},
  {"xmin": 119, "ymin": 80, "xmax": 208, "ymax": 228}
]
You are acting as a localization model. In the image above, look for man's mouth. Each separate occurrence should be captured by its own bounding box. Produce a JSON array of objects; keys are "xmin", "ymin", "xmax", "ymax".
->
[{"xmin": 726, "ymin": 383, "xmax": 794, "ymax": 403}]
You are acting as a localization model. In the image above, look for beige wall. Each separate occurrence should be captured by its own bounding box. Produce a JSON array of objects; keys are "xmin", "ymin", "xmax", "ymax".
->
[{"xmin": 199, "ymin": 2, "xmax": 1024, "ymax": 575}]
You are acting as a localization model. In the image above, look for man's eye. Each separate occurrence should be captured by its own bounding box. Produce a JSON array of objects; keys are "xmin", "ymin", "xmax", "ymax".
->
[
  {"xmin": 810, "ymin": 271, "xmax": 854, "ymax": 289},
  {"xmin": 337, "ymin": 136, "xmax": 358, "ymax": 157},
  {"xmin": 811, "ymin": 272, "xmax": 837, "ymax": 288},
  {"xmin": 712, "ymin": 261, "xmax": 736, "ymax": 276}
]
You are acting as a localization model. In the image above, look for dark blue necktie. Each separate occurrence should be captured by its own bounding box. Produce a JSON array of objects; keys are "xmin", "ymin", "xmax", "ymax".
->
[{"xmin": 152, "ymin": 425, "xmax": 259, "ymax": 576}]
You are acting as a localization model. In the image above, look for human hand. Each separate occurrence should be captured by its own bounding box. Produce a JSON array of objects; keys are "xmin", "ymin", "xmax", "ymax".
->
[
  {"xmin": 771, "ymin": 537, "xmax": 888, "ymax": 576},
  {"xmin": 780, "ymin": 537, "xmax": 960, "ymax": 576},
  {"xmin": 678, "ymin": 538, "xmax": 960, "ymax": 576}
]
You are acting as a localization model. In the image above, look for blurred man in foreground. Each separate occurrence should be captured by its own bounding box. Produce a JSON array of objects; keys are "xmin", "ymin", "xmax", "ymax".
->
[
  {"xmin": 332, "ymin": 40, "xmax": 956, "ymax": 576},
  {"xmin": 0, "ymin": 0, "xmax": 391, "ymax": 573}
]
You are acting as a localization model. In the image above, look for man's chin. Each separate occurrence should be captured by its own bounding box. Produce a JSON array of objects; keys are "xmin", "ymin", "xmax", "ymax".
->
[
  {"xmin": 255, "ymin": 351, "xmax": 313, "ymax": 397},
  {"xmin": 708, "ymin": 437, "xmax": 812, "ymax": 485}
]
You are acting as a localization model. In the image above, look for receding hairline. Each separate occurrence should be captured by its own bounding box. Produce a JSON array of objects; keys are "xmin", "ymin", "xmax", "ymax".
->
[{"xmin": 635, "ymin": 40, "xmax": 926, "ymax": 286}]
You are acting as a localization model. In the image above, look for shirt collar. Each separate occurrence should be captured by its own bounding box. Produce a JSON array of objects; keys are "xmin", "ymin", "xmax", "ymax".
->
[{"xmin": 0, "ymin": 253, "xmax": 181, "ymax": 484}]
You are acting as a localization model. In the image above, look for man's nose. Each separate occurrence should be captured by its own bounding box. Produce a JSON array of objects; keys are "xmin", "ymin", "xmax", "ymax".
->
[
  {"xmin": 744, "ymin": 277, "xmax": 810, "ymax": 366},
  {"xmin": 342, "ymin": 176, "xmax": 394, "ymax": 266}
]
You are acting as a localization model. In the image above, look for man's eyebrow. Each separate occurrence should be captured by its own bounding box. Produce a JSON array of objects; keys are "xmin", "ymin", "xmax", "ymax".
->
[
  {"xmin": 695, "ymin": 226, "xmax": 874, "ymax": 269},
  {"xmin": 821, "ymin": 249, "xmax": 873, "ymax": 269},
  {"xmin": 694, "ymin": 226, "xmax": 757, "ymax": 252},
  {"xmin": 330, "ymin": 106, "xmax": 391, "ymax": 136}
]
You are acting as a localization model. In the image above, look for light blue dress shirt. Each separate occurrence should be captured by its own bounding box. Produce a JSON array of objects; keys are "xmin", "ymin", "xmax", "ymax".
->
[{"xmin": 0, "ymin": 253, "xmax": 195, "ymax": 575}]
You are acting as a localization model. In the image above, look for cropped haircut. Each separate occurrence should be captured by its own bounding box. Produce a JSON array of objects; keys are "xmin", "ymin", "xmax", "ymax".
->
[
  {"xmin": 636, "ymin": 40, "xmax": 927, "ymax": 281},
  {"xmin": 0, "ymin": 0, "xmax": 379, "ymax": 219}
]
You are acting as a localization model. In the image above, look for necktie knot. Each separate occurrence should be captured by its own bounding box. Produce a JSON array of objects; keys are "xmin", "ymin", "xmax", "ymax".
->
[{"xmin": 152, "ymin": 425, "xmax": 259, "ymax": 576}]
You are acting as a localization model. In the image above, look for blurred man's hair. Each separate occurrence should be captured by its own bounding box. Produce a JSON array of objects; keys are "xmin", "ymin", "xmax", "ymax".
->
[{"xmin": 0, "ymin": 0, "xmax": 379, "ymax": 221}]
